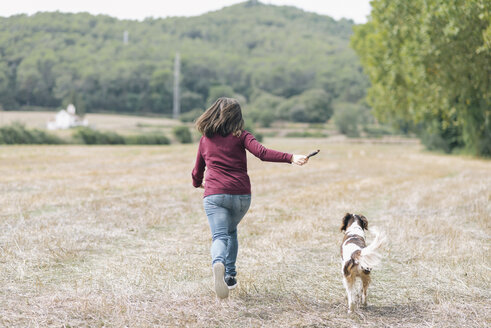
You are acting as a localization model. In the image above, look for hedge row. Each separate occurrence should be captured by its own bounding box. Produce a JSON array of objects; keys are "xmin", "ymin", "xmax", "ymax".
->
[
  {"xmin": 0, "ymin": 123, "xmax": 185, "ymax": 145},
  {"xmin": 0, "ymin": 123, "xmax": 65, "ymax": 144}
]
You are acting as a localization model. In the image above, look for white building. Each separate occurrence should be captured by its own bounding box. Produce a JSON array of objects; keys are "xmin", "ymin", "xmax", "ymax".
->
[{"xmin": 47, "ymin": 104, "xmax": 88, "ymax": 130}]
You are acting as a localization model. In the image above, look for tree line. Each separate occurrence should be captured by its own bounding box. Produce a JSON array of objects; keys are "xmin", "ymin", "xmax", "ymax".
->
[{"xmin": 0, "ymin": 1, "xmax": 368, "ymax": 125}]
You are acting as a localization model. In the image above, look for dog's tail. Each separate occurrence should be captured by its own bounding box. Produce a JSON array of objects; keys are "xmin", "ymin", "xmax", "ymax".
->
[{"xmin": 358, "ymin": 227, "xmax": 386, "ymax": 271}]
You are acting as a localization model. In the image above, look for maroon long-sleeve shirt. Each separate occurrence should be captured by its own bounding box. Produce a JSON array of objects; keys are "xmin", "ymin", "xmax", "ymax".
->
[{"xmin": 192, "ymin": 130, "xmax": 293, "ymax": 197}]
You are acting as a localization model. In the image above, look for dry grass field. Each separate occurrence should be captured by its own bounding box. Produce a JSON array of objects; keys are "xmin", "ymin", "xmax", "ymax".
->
[{"xmin": 0, "ymin": 139, "xmax": 490, "ymax": 327}]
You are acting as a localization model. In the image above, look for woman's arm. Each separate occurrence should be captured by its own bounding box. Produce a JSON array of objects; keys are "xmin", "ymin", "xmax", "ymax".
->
[
  {"xmin": 243, "ymin": 131, "xmax": 308, "ymax": 165},
  {"xmin": 191, "ymin": 138, "xmax": 206, "ymax": 187}
]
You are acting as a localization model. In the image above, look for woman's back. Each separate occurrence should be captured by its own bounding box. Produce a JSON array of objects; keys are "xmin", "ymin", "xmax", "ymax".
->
[
  {"xmin": 196, "ymin": 132, "xmax": 249, "ymax": 197},
  {"xmin": 192, "ymin": 130, "xmax": 292, "ymax": 197}
]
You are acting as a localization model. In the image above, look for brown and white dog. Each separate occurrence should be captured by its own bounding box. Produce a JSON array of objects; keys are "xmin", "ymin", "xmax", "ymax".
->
[{"xmin": 340, "ymin": 213, "xmax": 386, "ymax": 313}]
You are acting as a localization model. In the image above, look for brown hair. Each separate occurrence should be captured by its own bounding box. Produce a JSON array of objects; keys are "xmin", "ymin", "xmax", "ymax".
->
[{"xmin": 195, "ymin": 97, "xmax": 244, "ymax": 138}]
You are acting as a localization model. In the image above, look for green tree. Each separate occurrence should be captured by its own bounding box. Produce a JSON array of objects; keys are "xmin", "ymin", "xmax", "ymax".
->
[
  {"xmin": 206, "ymin": 85, "xmax": 235, "ymax": 106},
  {"xmin": 149, "ymin": 69, "xmax": 173, "ymax": 114},
  {"xmin": 173, "ymin": 126, "xmax": 193, "ymax": 143},
  {"xmin": 352, "ymin": 0, "xmax": 491, "ymax": 156},
  {"xmin": 180, "ymin": 91, "xmax": 204, "ymax": 112},
  {"xmin": 245, "ymin": 92, "xmax": 284, "ymax": 127},
  {"xmin": 277, "ymin": 89, "xmax": 333, "ymax": 123}
]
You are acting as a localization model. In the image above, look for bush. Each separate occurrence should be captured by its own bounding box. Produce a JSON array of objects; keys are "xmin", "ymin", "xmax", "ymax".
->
[
  {"xmin": 73, "ymin": 127, "xmax": 125, "ymax": 145},
  {"xmin": 125, "ymin": 133, "xmax": 170, "ymax": 145},
  {"xmin": 244, "ymin": 120, "xmax": 263, "ymax": 142},
  {"xmin": 285, "ymin": 131, "xmax": 327, "ymax": 138},
  {"xmin": 277, "ymin": 89, "xmax": 333, "ymax": 123},
  {"xmin": 0, "ymin": 122, "xmax": 64, "ymax": 144},
  {"xmin": 247, "ymin": 107, "xmax": 275, "ymax": 127},
  {"xmin": 173, "ymin": 126, "xmax": 192, "ymax": 143},
  {"xmin": 0, "ymin": 123, "xmax": 172, "ymax": 145},
  {"xmin": 74, "ymin": 127, "xmax": 171, "ymax": 145},
  {"xmin": 419, "ymin": 119, "xmax": 463, "ymax": 154},
  {"xmin": 333, "ymin": 104, "xmax": 362, "ymax": 137},
  {"xmin": 246, "ymin": 93, "xmax": 285, "ymax": 127},
  {"xmin": 256, "ymin": 110, "xmax": 275, "ymax": 128},
  {"xmin": 477, "ymin": 114, "xmax": 491, "ymax": 156},
  {"xmin": 362, "ymin": 124, "xmax": 395, "ymax": 138},
  {"xmin": 206, "ymin": 85, "xmax": 235, "ymax": 106},
  {"xmin": 301, "ymin": 89, "xmax": 333, "ymax": 123},
  {"xmin": 180, "ymin": 108, "xmax": 204, "ymax": 123},
  {"xmin": 180, "ymin": 92, "xmax": 204, "ymax": 113},
  {"xmin": 289, "ymin": 104, "xmax": 309, "ymax": 122}
]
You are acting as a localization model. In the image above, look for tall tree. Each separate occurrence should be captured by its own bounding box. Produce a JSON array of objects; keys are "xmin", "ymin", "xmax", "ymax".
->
[{"xmin": 352, "ymin": 0, "xmax": 491, "ymax": 156}]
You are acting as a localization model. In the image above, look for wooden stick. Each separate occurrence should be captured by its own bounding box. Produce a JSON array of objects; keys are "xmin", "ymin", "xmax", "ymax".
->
[{"xmin": 307, "ymin": 149, "xmax": 320, "ymax": 158}]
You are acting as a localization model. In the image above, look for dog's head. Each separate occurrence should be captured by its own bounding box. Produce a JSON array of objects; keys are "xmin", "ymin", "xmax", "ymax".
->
[{"xmin": 340, "ymin": 213, "xmax": 368, "ymax": 232}]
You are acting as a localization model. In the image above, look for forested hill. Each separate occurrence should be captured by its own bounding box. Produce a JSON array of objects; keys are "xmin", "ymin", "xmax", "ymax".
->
[{"xmin": 0, "ymin": 0, "xmax": 367, "ymax": 121}]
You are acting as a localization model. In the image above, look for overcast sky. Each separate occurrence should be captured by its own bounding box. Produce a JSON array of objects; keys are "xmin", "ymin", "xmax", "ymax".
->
[{"xmin": 1, "ymin": 0, "xmax": 372, "ymax": 23}]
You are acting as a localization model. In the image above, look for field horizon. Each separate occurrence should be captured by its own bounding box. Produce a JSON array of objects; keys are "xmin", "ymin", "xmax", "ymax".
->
[{"xmin": 1, "ymin": 139, "xmax": 490, "ymax": 327}]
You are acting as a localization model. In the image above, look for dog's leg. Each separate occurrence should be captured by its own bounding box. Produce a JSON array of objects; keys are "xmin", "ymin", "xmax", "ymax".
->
[
  {"xmin": 357, "ymin": 278, "xmax": 363, "ymax": 304},
  {"xmin": 343, "ymin": 276, "xmax": 355, "ymax": 313},
  {"xmin": 361, "ymin": 273, "xmax": 371, "ymax": 307}
]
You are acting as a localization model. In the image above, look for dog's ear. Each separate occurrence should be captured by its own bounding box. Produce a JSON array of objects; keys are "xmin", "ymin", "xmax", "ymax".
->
[
  {"xmin": 359, "ymin": 215, "xmax": 368, "ymax": 230},
  {"xmin": 340, "ymin": 213, "xmax": 352, "ymax": 232}
]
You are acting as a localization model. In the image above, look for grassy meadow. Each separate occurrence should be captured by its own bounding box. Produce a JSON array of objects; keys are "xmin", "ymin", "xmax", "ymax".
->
[{"xmin": 1, "ymin": 138, "xmax": 490, "ymax": 327}]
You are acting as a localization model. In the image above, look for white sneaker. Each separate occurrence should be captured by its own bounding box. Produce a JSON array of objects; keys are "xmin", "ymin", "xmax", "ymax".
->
[{"xmin": 213, "ymin": 262, "xmax": 229, "ymax": 299}]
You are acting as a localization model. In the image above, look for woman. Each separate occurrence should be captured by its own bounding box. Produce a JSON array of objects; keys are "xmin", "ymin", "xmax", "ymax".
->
[{"xmin": 192, "ymin": 97, "xmax": 308, "ymax": 299}]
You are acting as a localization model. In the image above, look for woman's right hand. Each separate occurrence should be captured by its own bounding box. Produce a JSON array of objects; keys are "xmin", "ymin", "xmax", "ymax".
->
[{"xmin": 291, "ymin": 154, "xmax": 309, "ymax": 166}]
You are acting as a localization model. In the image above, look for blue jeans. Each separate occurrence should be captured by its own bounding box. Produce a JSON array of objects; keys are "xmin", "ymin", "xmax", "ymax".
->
[{"xmin": 203, "ymin": 194, "xmax": 251, "ymax": 277}]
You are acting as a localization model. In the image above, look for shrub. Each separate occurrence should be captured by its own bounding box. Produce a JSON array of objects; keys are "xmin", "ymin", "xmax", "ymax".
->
[
  {"xmin": 289, "ymin": 104, "xmax": 309, "ymax": 122},
  {"xmin": 333, "ymin": 104, "xmax": 362, "ymax": 137},
  {"xmin": 301, "ymin": 89, "xmax": 333, "ymax": 123},
  {"xmin": 246, "ymin": 92, "xmax": 285, "ymax": 127},
  {"xmin": 0, "ymin": 124, "xmax": 172, "ymax": 145},
  {"xmin": 180, "ymin": 92, "xmax": 204, "ymax": 113},
  {"xmin": 277, "ymin": 89, "xmax": 333, "ymax": 123},
  {"xmin": 244, "ymin": 120, "xmax": 263, "ymax": 142},
  {"xmin": 256, "ymin": 110, "xmax": 275, "ymax": 128},
  {"xmin": 247, "ymin": 107, "xmax": 275, "ymax": 127},
  {"xmin": 362, "ymin": 125, "xmax": 395, "ymax": 138},
  {"xmin": 125, "ymin": 134, "xmax": 170, "ymax": 145},
  {"xmin": 180, "ymin": 108, "xmax": 204, "ymax": 123},
  {"xmin": 173, "ymin": 126, "xmax": 192, "ymax": 143},
  {"xmin": 73, "ymin": 127, "xmax": 171, "ymax": 145},
  {"xmin": 419, "ymin": 119, "xmax": 463, "ymax": 154},
  {"xmin": 477, "ymin": 115, "xmax": 491, "ymax": 156},
  {"xmin": 206, "ymin": 85, "xmax": 235, "ymax": 106},
  {"xmin": 285, "ymin": 131, "xmax": 327, "ymax": 138},
  {"xmin": 73, "ymin": 127, "xmax": 125, "ymax": 145},
  {"xmin": 0, "ymin": 122, "xmax": 64, "ymax": 144}
]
